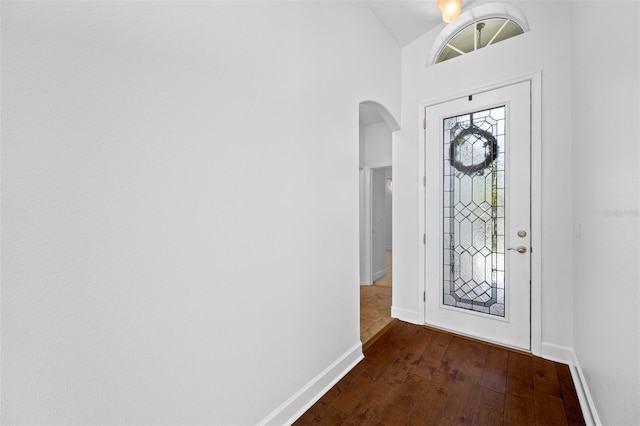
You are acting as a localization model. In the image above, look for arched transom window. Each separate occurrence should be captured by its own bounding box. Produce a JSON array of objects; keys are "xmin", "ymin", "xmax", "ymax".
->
[{"xmin": 428, "ymin": 3, "xmax": 529, "ymax": 65}]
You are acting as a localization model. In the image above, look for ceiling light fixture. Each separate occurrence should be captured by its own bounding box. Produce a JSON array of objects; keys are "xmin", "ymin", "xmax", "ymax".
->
[{"xmin": 437, "ymin": 0, "xmax": 462, "ymax": 23}]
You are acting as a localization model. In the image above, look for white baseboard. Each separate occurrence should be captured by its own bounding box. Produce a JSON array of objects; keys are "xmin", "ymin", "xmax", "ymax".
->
[
  {"xmin": 391, "ymin": 306, "xmax": 419, "ymax": 324},
  {"xmin": 540, "ymin": 342, "xmax": 573, "ymax": 364},
  {"xmin": 372, "ymin": 269, "xmax": 387, "ymax": 281},
  {"xmin": 257, "ymin": 342, "xmax": 364, "ymax": 426},
  {"xmin": 540, "ymin": 343, "xmax": 600, "ymax": 426},
  {"xmin": 569, "ymin": 350, "xmax": 601, "ymax": 426}
]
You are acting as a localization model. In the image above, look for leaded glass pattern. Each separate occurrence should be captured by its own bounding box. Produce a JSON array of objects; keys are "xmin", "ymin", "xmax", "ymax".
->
[{"xmin": 443, "ymin": 106, "xmax": 505, "ymax": 317}]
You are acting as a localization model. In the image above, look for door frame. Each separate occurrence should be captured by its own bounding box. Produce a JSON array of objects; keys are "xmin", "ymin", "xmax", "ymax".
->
[
  {"xmin": 417, "ymin": 71, "xmax": 542, "ymax": 355},
  {"xmin": 361, "ymin": 162, "xmax": 392, "ymax": 285}
]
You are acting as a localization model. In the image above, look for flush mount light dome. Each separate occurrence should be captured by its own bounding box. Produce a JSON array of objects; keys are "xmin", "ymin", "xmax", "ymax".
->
[
  {"xmin": 437, "ymin": 0, "xmax": 462, "ymax": 23},
  {"xmin": 428, "ymin": 3, "xmax": 529, "ymax": 65}
]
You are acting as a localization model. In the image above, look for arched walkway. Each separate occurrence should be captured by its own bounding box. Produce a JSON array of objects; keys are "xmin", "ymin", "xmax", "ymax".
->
[{"xmin": 358, "ymin": 100, "xmax": 398, "ymax": 345}]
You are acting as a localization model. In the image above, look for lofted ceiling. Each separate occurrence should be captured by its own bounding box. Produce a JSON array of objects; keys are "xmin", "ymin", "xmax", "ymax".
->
[
  {"xmin": 359, "ymin": 0, "xmax": 480, "ymax": 127},
  {"xmin": 359, "ymin": 1, "xmax": 478, "ymax": 126},
  {"xmin": 364, "ymin": 0, "xmax": 478, "ymax": 47}
]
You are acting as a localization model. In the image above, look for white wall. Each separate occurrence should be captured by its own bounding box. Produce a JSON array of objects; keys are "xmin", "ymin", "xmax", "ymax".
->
[
  {"xmin": 385, "ymin": 167, "xmax": 393, "ymax": 250},
  {"xmin": 0, "ymin": 2, "xmax": 401, "ymax": 424},
  {"xmin": 359, "ymin": 124, "xmax": 367, "ymax": 168},
  {"xmin": 364, "ymin": 121, "xmax": 392, "ymax": 165},
  {"xmin": 359, "ymin": 167, "xmax": 367, "ymax": 284},
  {"xmin": 571, "ymin": 2, "xmax": 640, "ymax": 424},
  {"xmin": 371, "ymin": 168, "xmax": 388, "ymax": 280},
  {"xmin": 359, "ymin": 125, "xmax": 367, "ymax": 283},
  {"xmin": 395, "ymin": 2, "xmax": 574, "ymax": 353}
]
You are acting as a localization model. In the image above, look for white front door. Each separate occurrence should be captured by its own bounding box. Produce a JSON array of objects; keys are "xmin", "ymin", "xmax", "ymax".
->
[{"xmin": 424, "ymin": 81, "xmax": 531, "ymax": 351}]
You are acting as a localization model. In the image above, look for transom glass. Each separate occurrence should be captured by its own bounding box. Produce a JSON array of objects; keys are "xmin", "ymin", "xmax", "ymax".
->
[{"xmin": 436, "ymin": 18, "xmax": 525, "ymax": 64}]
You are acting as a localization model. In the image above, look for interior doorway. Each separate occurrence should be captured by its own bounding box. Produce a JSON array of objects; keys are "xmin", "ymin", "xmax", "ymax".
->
[
  {"xmin": 371, "ymin": 167, "xmax": 392, "ymax": 282},
  {"xmin": 360, "ymin": 166, "xmax": 393, "ymax": 345},
  {"xmin": 358, "ymin": 101, "xmax": 398, "ymax": 345}
]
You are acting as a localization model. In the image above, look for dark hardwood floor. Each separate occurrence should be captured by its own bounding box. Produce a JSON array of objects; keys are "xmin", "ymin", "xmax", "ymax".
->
[{"xmin": 294, "ymin": 321, "xmax": 585, "ymax": 426}]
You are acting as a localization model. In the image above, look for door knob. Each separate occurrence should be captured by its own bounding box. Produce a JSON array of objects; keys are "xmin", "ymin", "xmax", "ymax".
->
[{"xmin": 508, "ymin": 246, "xmax": 527, "ymax": 254}]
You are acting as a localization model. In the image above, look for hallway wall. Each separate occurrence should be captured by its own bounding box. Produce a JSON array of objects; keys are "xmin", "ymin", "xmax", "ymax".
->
[
  {"xmin": 571, "ymin": 2, "xmax": 640, "ymax": 424},
  {"xmin": 363, "ymin": 121, "xmax": 393, "ymax": 165},
  {"xmin": 385, "ymin": 167, "xmax": 392, "ymax": 250},
  {"xmin": 1, "ymin": 2, "xmax": 401, "ymax": 424}
]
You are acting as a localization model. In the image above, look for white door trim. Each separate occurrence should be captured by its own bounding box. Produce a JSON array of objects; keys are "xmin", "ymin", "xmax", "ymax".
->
[{"xmin": 417, "ymin": 71, "xmax": 542, "ymax": 355}]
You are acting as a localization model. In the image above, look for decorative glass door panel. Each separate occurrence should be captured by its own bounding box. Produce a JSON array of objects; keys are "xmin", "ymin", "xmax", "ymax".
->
[
  {"xmin": 443, "ymin": 106, "xmax": 505, "ymax": 317},
  {"xmin": 424, "ymin": 81, "xmax": 531, "ymax": 351}
]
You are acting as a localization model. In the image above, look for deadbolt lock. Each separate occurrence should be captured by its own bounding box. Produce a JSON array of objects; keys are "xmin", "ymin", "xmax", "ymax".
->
[{"xmin": 517, "ymin": 230, "xmax": 527, "ymax": 238}]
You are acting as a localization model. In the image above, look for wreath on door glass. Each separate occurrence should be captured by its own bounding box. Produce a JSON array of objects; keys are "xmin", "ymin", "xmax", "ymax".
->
[{"xmin": 449, "ymin": 124, "xmax": 498, "ymax": 175}]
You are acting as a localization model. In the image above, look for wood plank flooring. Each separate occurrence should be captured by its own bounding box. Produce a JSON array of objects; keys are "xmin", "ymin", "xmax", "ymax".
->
[
  {"xmin": 294, "ymin": 321, "xmax": 585, "ymax": 426},
  {"xmin": 360, "ymin": 250, "xmax": 393, "ymax": 344}
]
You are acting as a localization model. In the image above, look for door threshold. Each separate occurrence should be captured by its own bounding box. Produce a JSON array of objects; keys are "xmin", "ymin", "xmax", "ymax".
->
[
  {"xmin": 362, "ymin": 319, "xmax": 398, "ymax": 352},
  {"xmin": 421, "ymin": 322, "xmax": 532, "ymax": 356}
]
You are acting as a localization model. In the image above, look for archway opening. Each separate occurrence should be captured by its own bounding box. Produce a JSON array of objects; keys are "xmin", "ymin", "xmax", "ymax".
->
[{"xmin": 358, "ymin": 101, "xmax": 398, "ymax": 346}]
